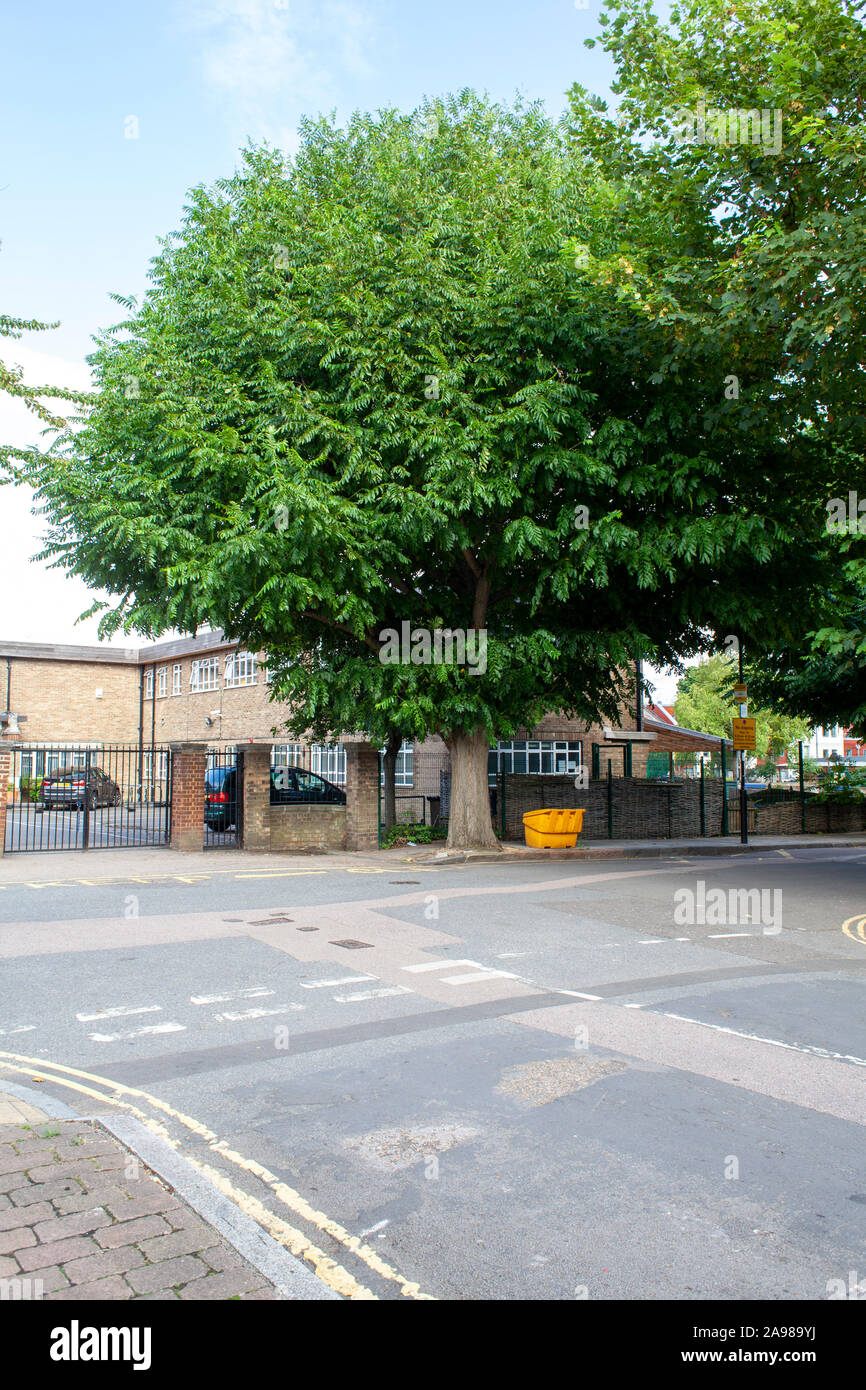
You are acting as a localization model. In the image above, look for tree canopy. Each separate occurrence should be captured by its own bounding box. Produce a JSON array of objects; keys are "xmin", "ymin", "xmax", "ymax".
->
[{"xmin": 11, "ymin": 83, "xmax": 857, "ymax": 844}]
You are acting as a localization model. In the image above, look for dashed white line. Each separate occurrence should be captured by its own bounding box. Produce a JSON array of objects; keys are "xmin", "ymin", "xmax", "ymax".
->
[
  {"xmin": 76, "ymin": 1005, "xmax": 162, "ymax": 1022},
  {"xmin": 300, "ymin": 976, "xmax": 376, "ymax": 989},
  {"xmin": 88, "ymin": 1023, "xmax": 186, "ymax": 1042},
  {"xmin": 659, "ymin": 1012, "xmax": 866, "ymax": 1068},
  {"xmin": 441, "ymin": 969, "xmax": 518, "ymax": 985},
  {"xmin": 332, "ymin": 987, "xmax": 413, "ymax": 1003},
  {"xmin": 213, "ymin": 1005, "xmax": 305, "ymax": 1022},
  {"xmin": 190, "ymin": 988, "xmax": 275, "ymax": 1005},
  {"xmin": 557, "ymin": 990, "xmax": 603, "ymax": 1001},
  {"xmin": 0, "ymin": 1025, "xmax": 36, "ymax": 1036}
]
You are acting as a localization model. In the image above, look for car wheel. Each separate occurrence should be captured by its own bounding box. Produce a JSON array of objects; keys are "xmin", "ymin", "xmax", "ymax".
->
[
  {"xmin": 111, "ymin": 789, "xmax": 122, "ymax": 807},
  {"xmin": 86, "ymin": 792, "xmax": 97, "ymax": 811}
]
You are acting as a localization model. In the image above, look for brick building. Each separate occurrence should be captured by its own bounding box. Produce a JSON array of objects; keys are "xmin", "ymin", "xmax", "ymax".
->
[{"xmin": 0, "ymin": 631, "xmax": 729, "ymax": 809}]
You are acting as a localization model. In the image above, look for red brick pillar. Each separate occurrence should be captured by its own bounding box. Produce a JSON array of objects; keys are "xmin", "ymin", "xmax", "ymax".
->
[
  {"xmin": 169, "ymin": 742, "xmax": 207, "ymax": 852},
  {"xmin": 241, "ymin": 744, "xmax": 272, "ymax": 852},
  {"xmin": 0, "ymin": 747, "xmax": 11, "ymax": 857},
  {"xmin": 345, "ymin": 742, "xmax": 380, "ymax": 852}
]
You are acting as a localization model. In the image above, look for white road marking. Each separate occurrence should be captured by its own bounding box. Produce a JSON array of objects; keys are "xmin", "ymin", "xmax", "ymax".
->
[
  {"xmin": 76, "ymin": 1005, "xmax": 162, "ymax": 1022},
  {"xmin": 88, "ymin": 1022, "xmax": 186, "ymax": 1042},
  {"xmin": 638, "ymin": 939, "xmax": 666, "ymax": 944},
  {"xmin": 358, "ymin": 1219, "xmax": 390, "ymax": 1238},
  {"xmin": 557, "ymin": 990, "xmax": 602, "ymax": 1001},
  {"xmin": 441, "ymin": 969, "xmax": 518, "ymax": 984},
  {"xmin": 214, "ymin": 1005, "xmax": 305, "ymax": 1022},
  {"xmin": 332, "ymin": 987, "xmax": 413, "ymax": 1003},
  {"xmin": 658, "ymin": 1012, "xmax": 866, "ymax": 1068},
  {"xmin": 190, "ymin": 988, "xmax": 275, "ymax": 1005},
  {"xmin": 402, "ymin": 959, "xmax": 480, "ymax": 973},
  {"xmin": 300, "ymin": 976, "xmax": 376, "ymax": 989},
  {"xmin": 707, "ymin": 932, "xmax": 753, "ymax": 938},
  {"xmin": 496, "ymin": 952, "xmax": 530, "ymax": 959},
  {"xmin": 0, "ymin": 1025, "xmax": 36, "ymax": 1036},
  {"xmin": 402, "ymin": 958, "xmax": 518, "ymax": 985}
]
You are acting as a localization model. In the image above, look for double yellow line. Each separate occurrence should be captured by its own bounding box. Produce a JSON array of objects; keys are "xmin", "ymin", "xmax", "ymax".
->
[{"xmin": 0, "ymin": 1048, "xmax": 434, "ymax": 1302}]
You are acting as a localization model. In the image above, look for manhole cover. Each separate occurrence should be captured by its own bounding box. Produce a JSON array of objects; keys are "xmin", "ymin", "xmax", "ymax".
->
[
  {"xmin": 250, "ymin": 916, "xmax": 294, "ymax": 925},
  {"xmin": 330, "ymin": 939, "xmax": 374, "ymax": 949}
]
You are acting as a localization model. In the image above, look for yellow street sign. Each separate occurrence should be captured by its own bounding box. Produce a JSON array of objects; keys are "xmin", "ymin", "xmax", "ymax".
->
[
  {"xmin": 733, "ymin": 684, "xmax": 747, "ymax": 701},
  {"xmin": 732, "ymin": 717, "xmax": 756, "ymax": 751}
]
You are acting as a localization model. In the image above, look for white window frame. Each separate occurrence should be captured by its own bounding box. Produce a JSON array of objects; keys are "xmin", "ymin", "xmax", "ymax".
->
[
  {"xmin": 172, "ymin": 663, "xmax": 182, "ymax": 695},
  {"xmin": 156, "ymin": 666, "xmax": 167, "ymax": 699},
  {"xmin": 488, "ymin": 739, "xmax": 582, "ymax": 785},
  {"xmin": 225, "ymin": 651, "xmax": 257, "ymax": 688},
  {"xmin": 144, "ymin": 669, "xmax": 153, "ymax": 699},
  {"xmin": 380, "ymin": 739, "xmax": 414, "ymax": 787},
  {"xmin": 311, "ymin": 743, "xmax": 346, "ymax": 785},
  {"xmin": 190, "ymin": 657, "xmax": 219, "ymax": 692},
  {"xmin": 271, "ymin": 744, "xmax": 303, "ymax": 767}
]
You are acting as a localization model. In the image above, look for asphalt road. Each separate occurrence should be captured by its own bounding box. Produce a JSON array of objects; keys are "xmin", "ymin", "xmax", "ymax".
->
[{"xmin": 2, "ymin": 845, "xmax": 865, "ymax": 1300}]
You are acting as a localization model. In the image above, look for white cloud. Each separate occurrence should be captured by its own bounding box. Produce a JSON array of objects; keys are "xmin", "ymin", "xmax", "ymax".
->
[{"xmin": 180, "ymin": 0, "xmax": 377, "ymax": 152}]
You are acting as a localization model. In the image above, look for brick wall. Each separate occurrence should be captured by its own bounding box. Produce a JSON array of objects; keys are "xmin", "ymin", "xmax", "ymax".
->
[
  {"xmin": 345, "ymin": 742, "xmax": 380, "ymax": 852},
  {"xmin": 269, "ymin": 804, "xmax": 346, "ymax": 851},
  {"xmin": 0, "ymin": 748, "xmax": 10, "ymax": 856},
  {"xmin": 168, "ymin": 743, "xmax": 206, "ymax": 852},
  {"xmin": 240, "ymin": 744, "xmax": 270, "ymax": 852},
  {"xmin": 6, "ymin": 659, "xmax": 140, "ymax": 743},
  {"xmin": 502, "ymin": 774, "xmax": 727, "ymax": 841}
]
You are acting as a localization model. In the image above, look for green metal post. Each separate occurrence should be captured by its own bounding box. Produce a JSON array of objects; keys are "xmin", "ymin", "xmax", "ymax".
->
[
  {"xmin": 721, "ymin": 742, "xmax": 729, "ymax": 836},
  {"xmin": 700, "ymin": 758, "xmax": 706, "ymax": 837},
  {"xmin": 607, "ymin": 760, "xmax": 614, "ymax": 840},
  {"xmin": 668, "ymin": 750, "xmax": 674, "ymax": 781},
  {"xmin": 625, "ymin": 743, "xmax": 633, "ymax": 777},
  {"xmin": 592, "ymin": 743, "xmax": 600, "ymax": 780},
  {"xmin": 500, "ymin": 773, "xmax": 507, "ymax": 841},
  {"xmin": 377, "ymin": 751, "xmax": 382, "ymax": 848},
  {"xmin": 798, "ymin": 740, "xmax": 806, "ymax": 834}
]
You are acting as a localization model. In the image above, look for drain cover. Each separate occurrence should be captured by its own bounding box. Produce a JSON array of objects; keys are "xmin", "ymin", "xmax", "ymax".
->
[
  {"xmin": 330, "ymin": 939, "xmax": 374, "ymax": 949},
  {"xmin": 250, "ymin": 915, "xmax": 294, "ymax": 925},
  {"xmin": 296, "ymin": 926, "xmax": 319, "ymax": 932}
]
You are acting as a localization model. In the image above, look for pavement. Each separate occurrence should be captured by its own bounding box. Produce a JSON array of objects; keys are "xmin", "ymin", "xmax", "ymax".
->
[
  {"xmin": 2, "ymin": 835, "xmax": 866, "ymax": 1301},
  {"xmin": 0, "ymin": 1083, "xmax": 336, "ymax": 1301}
]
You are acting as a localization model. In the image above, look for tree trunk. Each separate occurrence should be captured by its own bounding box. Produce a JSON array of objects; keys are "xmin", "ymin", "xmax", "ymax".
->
[
  {"xmin": 382, "ymin": 731, "xmax": 401, "ymax": 832},
  {"xmin": 445, "ymin": 727, "xmax": 500, "ymax": 850}
]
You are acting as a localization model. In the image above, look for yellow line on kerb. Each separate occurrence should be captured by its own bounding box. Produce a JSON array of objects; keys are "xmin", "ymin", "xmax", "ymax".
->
[
  {"xmin": 842, "ymin": 914, "xmax": 866, "ymax": 945},
  {"xmin": 0, "ymin": 1049, "xmax": 434, "ymax": 1300}
]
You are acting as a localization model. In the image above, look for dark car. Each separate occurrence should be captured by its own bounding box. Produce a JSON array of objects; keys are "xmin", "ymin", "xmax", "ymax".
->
[
  {"xmin": 41, "ymin": 766, "xmax": 122, "ymax": 811},
  {"xmin": 270, "ymin": 766, "xmax": 346, "ymax": 806},
  {"xmin": 205, "ymin": 764, "xmax": 346, "ymax": 832},
  {"xmin": 204, "ymin": 765, "xmax": 238, "ymax": 832}
]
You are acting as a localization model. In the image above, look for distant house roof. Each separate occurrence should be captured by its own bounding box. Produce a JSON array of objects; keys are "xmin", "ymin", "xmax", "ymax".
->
[{"xmin": 646, "ymin": 703, "xmax": 678, "ymax": 727}]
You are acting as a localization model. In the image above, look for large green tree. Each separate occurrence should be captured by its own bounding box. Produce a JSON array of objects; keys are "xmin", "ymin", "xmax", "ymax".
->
[
  {"xmin": 11, "ymin": 93, "xmax": 841, "ymax": 846},
  {"xmin": 569, "ymin": 0, "xmax": 866, "ymax": 725}
]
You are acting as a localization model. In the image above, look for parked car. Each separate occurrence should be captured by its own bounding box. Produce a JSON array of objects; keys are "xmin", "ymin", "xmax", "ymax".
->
[
  {"xmin": 205, "ymin": 764, "xmax": 347, "ymax": 832},
  {"xmin": 205, "ymin": 765, "xmax": 238, "ymax": 833},
  {"xmin": 271, "ymin": 766, "xmax": 346, "ymax": 806},
  {"xmin": 41, "ymin": 766, "xmax": 122, "ymax": 811}
]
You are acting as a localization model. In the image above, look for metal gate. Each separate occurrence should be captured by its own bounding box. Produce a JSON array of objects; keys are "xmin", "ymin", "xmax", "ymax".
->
[
  {"xmin": 4, "ymin": 744, "xmax": 171, "ymax": 853},
  {"xmin": 204, "ymin": 748, "xmax": 242, "ymax": 848}
]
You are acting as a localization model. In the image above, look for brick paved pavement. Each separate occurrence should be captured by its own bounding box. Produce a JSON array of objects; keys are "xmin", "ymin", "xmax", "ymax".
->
[{"xmin": 0, "ymin": 1117, "xmax": 280, "ymax": 1300}]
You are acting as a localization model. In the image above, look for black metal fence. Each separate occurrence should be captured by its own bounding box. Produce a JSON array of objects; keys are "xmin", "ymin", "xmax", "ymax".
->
[
  {"xmin": 4, "ymin": 744, "xmax": 171, "ymax": 853},
  {"xmin": 204, "ymin": 748, "xmax": 241, "ymax": 848}
]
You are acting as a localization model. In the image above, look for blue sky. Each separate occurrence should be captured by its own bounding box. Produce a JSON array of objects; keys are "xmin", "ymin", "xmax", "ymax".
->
[{"xmin": 1, "ymin": 1, "xmax": 679, "ymax": 697}]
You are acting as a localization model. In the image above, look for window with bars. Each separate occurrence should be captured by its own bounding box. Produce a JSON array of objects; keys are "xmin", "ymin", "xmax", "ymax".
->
[
  {"xmin": 172, "ymin": 663, "xmax": 182, "ymax": 695},
  {"xmin": 311, "ymin": 743, "xmax": 346, "ymax": 784},
  {"xmin": 190, "ymin": 657, "xmax": 219, "ymax": 691},
  {"xmin": 379, "ymin": 740, "xmax": 414, "ymax": 787},
  {"xmin": 225, "ymin": 651, "xmax": 257, "ymax": 687},
  {"xmin": 487, "ymin": 739, "xmax": 582, "ymax": 784}
]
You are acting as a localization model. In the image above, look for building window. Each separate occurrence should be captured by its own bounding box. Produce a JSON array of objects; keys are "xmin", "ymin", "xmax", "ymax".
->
[
  {"xmin": 190, "ymin": 657, "xmax": 219, "ymax": 692},
  {"xmin": 225, "ymin": 651, "xmax": 257, "ymax": 687},
  {"xmin": 487, "ymin": 739, "xmax": 582, "ymax": 785},
  {"xmin": 271, "ymin": 744, "xmax": 303, "ymax": 767},
  {"xmin": 156, "ymin": 667, "xmax": 167, "ymax": 699},
  {"xmin": 311, "ymin": 743, "xmax": 346, "ymax": 784},
  {"xmin": 144, "ymin": 669, "xmax": 153, "ymax": 699},
  {"xmin": 172, "ymin": 663, "xmax": 182, "ymax": 695},
  {"xmin": 380, "ymin": 740, "xmax": 414, "ymax": 787}
]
